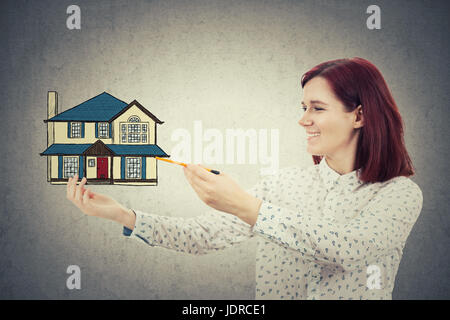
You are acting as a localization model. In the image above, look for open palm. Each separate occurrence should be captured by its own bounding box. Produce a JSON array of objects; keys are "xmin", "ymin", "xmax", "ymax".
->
[{"xmin": 66, "ymin": 175, "xmax": 129, "ymax": 222}]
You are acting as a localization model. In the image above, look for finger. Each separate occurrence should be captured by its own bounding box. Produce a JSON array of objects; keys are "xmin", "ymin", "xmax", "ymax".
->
[
  {"xmin": 81, "ymin": 187, "xmax": 92, "ymax": 200},
  {"xmin": 184, "ymin": 169, "xmax": 213, "ymax": 201},
  {"xmin": 183, "ymin": 165, "xmax": 190, "ymax": 177},
  {"xmin": 75, "ymin": 177, "xmax": 87, "ymax": 203},
  {"xmin": 86, "ymin": 189, "xmax": 97, "ymax": 199},
  {"xmin": 193, "ymin": 176, "xmax": 212, "ymax": 195},
  {"xmin": 190, "ymin": 164, "xmax": 214, "ymax": 182},
  {"xmin": 66, "ymin": 177, "xmax": 72, "ymax": 198},
  {"xmin": 68, "ymin": 174, "xmax": 78, "ymax": 200},
  {"xmin": 183, "ymin": 167, "xmax": 195, "ymax": 189},
  {"xmin": 183, "ymin": 165, "xmax": 195, "ymax": 183},
  {"xmin": 82, "ymin": 189, "xmax": 97, "ymax": 216},
  {"xmin": 184, "ymin": 165, "xmax": 207, "ymax": 187},
  {"xmin": 189, "ymin": 177, "xmax": 209, "ymax": 201},
  {"xmin": 82, "ymin": 188, "xmax": 91, "ymax": 206}
]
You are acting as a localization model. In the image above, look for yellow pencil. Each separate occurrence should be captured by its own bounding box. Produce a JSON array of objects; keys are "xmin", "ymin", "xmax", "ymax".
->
[{"xmin": 155, "ymin": 157, "xmax": 220, "ymax": 175}]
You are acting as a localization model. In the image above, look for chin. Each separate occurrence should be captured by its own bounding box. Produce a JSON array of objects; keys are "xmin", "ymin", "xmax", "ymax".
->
[{"xmin": 306, "ymin": 147, "xmax": 323, "ymax": 156}]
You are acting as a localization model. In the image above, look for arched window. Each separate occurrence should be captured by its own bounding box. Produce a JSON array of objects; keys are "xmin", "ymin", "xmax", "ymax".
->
[{"xmin": 128, "ymin": 116, "xmax": 141, "ymax": 122}]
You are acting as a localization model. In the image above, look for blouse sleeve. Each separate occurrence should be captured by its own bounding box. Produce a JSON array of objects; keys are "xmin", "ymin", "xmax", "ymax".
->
[
  {"xmin": 251, "ymin": 177, "xmax": 423, "ymax": 272},
  {"xmin": 122, "ymin": 173, "xmax": 277, "ymax": 255}
]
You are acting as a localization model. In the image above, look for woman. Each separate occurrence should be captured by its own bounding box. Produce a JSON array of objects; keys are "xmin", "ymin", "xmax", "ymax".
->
[{"xmin": 66, "ymin": 57, "xmax": 423, "ymax": 300}]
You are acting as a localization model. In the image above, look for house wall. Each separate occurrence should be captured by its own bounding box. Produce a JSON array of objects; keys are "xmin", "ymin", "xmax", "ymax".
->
[
  {"xmin": 54, "ymin": 122, "xmax": 114, "ymax": 144},
  {"xmin": 147, "ymin": 157, "xmax": 156, "ymax": 179},
  {"xmin": 113, "ymin": 157, "xmax": 121, "ymax": 179},
  {"xmin": 86, "ymin": 156, "xmax": 97, "ymax": 179},
  {"xmin": 112, "ymin": 104, "xmax": 156, "ymax": 144},
  {"xmin": 51, "ymin": 156, "xmax": 58, "ymax": 179}
]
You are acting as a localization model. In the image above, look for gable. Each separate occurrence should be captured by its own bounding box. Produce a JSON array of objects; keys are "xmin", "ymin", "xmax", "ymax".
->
[
  {"xmin": 111, "ymin": 103, "xmax": 161, "ymax": 125},
  {"xmin": 109, "ymin": 100, "xmax": 163, "ymax": 124},
  {"xmin": 83, "ymin": 140, "xmax": 114, "ymax": 156}
]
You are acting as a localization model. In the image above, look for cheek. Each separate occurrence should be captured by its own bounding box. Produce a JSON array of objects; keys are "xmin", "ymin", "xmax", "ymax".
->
[
  {"xmin": 315, "ymin": 116, "xmax": 337, "ymax": 134},
  {"xmin": 317, "ymin": 117, "xmax": 350, "ymax": 140},
  {"xmin": 331, "ymin": 125, "xmax": 354, "ymax": 144}
]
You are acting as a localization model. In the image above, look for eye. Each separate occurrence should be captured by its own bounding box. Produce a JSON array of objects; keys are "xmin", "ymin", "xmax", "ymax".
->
[{"xmin": 301, "ymin": 106, "xmax": 323, "ymax": 112}]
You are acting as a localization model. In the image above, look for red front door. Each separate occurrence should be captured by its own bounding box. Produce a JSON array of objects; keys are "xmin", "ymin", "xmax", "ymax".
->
[{"xmin": 97, "ymin": 157, "xmax": 108, "ymax": 179}]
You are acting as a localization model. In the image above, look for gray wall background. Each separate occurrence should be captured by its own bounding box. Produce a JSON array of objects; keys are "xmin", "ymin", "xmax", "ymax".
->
[{"xmin": 0, "ymin": 0, "xmax": 449, "ymax": 299}]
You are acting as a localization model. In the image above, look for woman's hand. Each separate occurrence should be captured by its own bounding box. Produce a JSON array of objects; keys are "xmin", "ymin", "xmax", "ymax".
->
[
  {"xmin": 183, "ymin": 164, "xmax": 262, "ymax": 226},
  {"xmin": 66, "ymin": 174, "xmax": 136, "ymax": 229}
]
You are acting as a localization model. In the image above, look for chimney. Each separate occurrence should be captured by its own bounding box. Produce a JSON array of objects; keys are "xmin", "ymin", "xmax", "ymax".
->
[
  {"xmin": 47, "ymin": 91, "xmax": 58, "ymax": 146},
  {"xmin": 47, "ymin": 91, "xmax": 58, "ymax": 181}
]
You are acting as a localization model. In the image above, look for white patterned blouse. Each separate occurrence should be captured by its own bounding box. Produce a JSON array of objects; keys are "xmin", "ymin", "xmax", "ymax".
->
[{"xmin": 123, "ymin": 157, "xmax": 423, "ymax": 300}]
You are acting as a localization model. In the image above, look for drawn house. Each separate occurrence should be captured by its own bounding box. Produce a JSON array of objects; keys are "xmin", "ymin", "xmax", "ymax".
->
[{"xmin": 40, "ymin": 91, "xmax": 169, "ymax": 185}]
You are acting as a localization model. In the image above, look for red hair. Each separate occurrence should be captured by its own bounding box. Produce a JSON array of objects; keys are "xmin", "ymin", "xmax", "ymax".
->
[{"xmin": 301, "ymin": 57, "xmax": 415, "ymax": 183}]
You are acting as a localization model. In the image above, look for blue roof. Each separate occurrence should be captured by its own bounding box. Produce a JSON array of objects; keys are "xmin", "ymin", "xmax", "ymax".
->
[
  {"xmin": 41, "ymin": 144, "xmax": 169, "ymax": 157},
  {"xmin": 48, "ymin": 92, "xmax": 128, "ymax": 122},
  {"xmin": 41, "ymin": 144, "xmax": 92, "ymax": 155},
  {"xmin": 107, "ymin": 144, "xmax": 168, "ymax": 156}
]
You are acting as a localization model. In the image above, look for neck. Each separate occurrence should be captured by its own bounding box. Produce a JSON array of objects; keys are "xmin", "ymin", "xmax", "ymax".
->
[
  {"xmin": 324, "ymin": 153, "xmax": 356, "ymax": 175},
  {"xmin": 324, "ymin": 130, "xmax": 360, "ymax": 175}
]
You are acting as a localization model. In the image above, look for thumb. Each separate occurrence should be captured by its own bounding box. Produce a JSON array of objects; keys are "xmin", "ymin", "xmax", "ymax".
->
[
  {"xmin": 83, "ymin": 188, "xmax": 91, "ymax": 205},
  {"xmin": 88, "ymin": 189, "xmax": 95, "ymax": 199}
]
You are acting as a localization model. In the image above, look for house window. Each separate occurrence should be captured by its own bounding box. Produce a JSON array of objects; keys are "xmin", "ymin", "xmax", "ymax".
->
[
  {"xmin": 126, "ymin": 157, "xmax": 141, "ymax": 178},
  {"xmin": 128, "ymin": 133, "xmax": 140, "ymax": 143},
  {"xmin": 64, "ymin": 157, "xmax": 78, "ymax": 178},
  {"xmin": 88, "ymin": 159, "xmax": 95, "ymax": 167},
  {"xmin": 128, "ymin": 116, "xmax": 140, "ymax": 122},
  {"xmin": 128, "ymin": 124, "xmax": 140, "ymax": 133},
  {"xmin": 120, "ymin": 120, "xmax": 149, "ymax": 144},
  {"xmin": 71, "ymin": 122, "xmax": 81, "ymax": 138},
  {"xmin": 98, "ymin": 122, "xmax": 109, "ymax": 138}
]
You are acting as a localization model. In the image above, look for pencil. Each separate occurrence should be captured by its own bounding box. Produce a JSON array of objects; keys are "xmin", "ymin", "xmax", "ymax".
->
[{"xmin": 155, "ymin": 157, "xmax": 220, "ymax": 175}]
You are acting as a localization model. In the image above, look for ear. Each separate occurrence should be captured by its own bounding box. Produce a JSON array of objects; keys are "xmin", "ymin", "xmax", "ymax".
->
[{"xmin": 354, "ymin": 105, "xmax": 364, "ymax": 129}]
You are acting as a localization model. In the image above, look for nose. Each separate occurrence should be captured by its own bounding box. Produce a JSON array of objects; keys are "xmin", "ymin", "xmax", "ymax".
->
[{"xmin": 298, "ymin": 110, "xmax": 313, "ymax": 127}]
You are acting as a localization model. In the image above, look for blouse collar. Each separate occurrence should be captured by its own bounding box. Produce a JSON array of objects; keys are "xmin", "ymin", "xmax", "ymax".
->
[{"xmin": 318, "ymin": 157, "xmax": 365, "ymax": 193}]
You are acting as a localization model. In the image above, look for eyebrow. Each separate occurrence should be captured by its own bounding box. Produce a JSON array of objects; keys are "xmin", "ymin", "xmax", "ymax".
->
[{"xmin": 301, "ymin": 100, "xmax": 329, "ymax": 106}]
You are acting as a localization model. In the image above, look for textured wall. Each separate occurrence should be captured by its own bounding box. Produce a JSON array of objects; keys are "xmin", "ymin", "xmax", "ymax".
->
[{"xmin": 0, "ymin": 0, "xmax": 449, "ymax": 299}]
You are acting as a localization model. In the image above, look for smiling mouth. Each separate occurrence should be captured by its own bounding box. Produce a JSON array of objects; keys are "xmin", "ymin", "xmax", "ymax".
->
[{"xmin": 307, "ymin": 133, "xmax": 320, "ymax": 140}]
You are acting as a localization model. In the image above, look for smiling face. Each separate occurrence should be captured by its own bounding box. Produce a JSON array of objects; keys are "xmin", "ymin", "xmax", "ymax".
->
[{"xmin": 299, "ymin": 76, "xmax": 363, "ymax": 161}]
